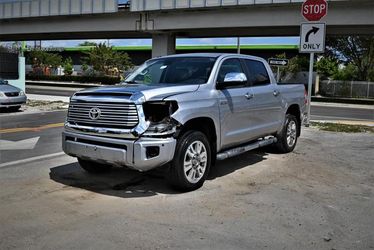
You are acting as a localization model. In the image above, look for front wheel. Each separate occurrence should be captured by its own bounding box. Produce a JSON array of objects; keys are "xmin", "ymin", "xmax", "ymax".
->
[
  {"xmin": 168, "ymin": 131, "xmax": 211, "ymax": 191},
  {"xmin": 274, "ymin": 114, "xmax": 299, "ymax": 153}
]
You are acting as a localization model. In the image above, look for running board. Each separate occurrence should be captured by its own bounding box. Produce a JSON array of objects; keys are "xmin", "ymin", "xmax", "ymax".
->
[{"xmin": 216, "ymin": 137, "xmax": 277, "ymax": 161}]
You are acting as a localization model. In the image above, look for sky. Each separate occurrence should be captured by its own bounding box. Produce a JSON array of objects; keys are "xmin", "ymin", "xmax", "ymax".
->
[{"xmin": 6, "ymin": 37, "xmax": 299, "ymax": 48}]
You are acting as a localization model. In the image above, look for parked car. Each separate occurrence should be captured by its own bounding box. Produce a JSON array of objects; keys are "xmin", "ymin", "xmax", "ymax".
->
[
  {"xmin": 0, "ymin": 80, "xmax": 27, "ymax": 111},
  {"xmin": 62, "ymin": 53, "xmax": 307, "ymax": 191}
]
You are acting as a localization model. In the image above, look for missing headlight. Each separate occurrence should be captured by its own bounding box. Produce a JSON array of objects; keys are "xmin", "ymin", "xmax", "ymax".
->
[
  {"xmin": 142, "ymin": 101, "xmax": 180, "ymax": 137},
  {"xmin": 143, "ymin": 101, "xmax": 178, "ymax": 123}
]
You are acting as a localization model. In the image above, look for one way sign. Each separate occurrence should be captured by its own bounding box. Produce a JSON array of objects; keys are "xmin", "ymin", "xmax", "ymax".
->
[
  {"xmin": 300, "ymin": 22, "xmax": 326, "ymax": 53},
  {"xmin": 268, "ymin": 58, "xmax": 289, "ymax": 67}
]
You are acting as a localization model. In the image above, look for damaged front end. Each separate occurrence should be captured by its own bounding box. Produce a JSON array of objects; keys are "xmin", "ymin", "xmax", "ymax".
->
[{"xmin": 141, "ymin": 101, "xmax": 181, "ymax": 138}]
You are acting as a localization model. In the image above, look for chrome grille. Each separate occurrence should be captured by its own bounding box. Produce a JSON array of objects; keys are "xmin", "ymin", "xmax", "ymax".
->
[{"xmin": 67, "ymin": 100, "xmax": 139, "ymax": 129}]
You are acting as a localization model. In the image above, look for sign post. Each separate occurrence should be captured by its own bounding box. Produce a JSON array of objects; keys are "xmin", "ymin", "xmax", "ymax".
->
[{"xmin": 300, "ymin": 0, "xmax": 328, "ymax": 127}]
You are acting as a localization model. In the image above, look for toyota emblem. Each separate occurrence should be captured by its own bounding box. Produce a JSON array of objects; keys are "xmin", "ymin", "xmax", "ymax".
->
[{"xmin": 89, "ymin": 107, "xmax": 101, "ymax": 120}]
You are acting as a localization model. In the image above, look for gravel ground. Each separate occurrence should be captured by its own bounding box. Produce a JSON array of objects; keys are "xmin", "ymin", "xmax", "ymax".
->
[
  {"xmin": 0, "ymin": 128, "xmax": 373, "ymax": 250},
  {"xmin": 0, "ymin": 100, "xmax": 67, "ymax": 117}
]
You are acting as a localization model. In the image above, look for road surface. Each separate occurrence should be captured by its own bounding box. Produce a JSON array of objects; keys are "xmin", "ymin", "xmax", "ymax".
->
[{"xmin": 0, "ymin": 112, "xmax": 373, "ymax": 249}]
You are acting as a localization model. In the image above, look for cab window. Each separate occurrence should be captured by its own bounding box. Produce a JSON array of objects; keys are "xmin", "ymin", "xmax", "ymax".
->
[
  {"xmin": 244, "ymin": 60, "xmax": 270, "ymax": 86},
  {"xmin": 217, "ymin": 58, "xmax": 246, "ymax": 87}
]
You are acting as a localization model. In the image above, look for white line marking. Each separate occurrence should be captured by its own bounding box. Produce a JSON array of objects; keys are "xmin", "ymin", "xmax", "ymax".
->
[
  {"xmin": 311, "ymin": 115, "xmax": 373, "ymax": 121},
  {"xmin": 0, "ymin": 137, "xmax": 40, "ymax": 150},
  {"xmin": 0, "ymin": 152, "xmax": 66, "ymax": 169}
]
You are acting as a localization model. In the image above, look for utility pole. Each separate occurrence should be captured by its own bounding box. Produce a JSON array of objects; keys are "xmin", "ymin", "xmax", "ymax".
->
[{"xmin": 237, "ymin": 37, "xmax": 240, "ymax": 54}]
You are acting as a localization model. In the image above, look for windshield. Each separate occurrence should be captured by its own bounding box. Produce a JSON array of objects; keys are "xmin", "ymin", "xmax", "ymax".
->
[{"xmin": 124, "ymin": 57, "xmax": 217, "ymax": 85}]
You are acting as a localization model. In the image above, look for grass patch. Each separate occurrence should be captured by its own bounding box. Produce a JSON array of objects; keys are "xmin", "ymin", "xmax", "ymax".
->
[{"xmin": 311, "ymin": 122, "xmax": 374, "ymax": 133}]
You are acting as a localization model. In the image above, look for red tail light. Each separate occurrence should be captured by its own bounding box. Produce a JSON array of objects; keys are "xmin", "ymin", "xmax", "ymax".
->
[{"xmin": 304, "ymin": 88, "xmax": 308, "ymax": 105}]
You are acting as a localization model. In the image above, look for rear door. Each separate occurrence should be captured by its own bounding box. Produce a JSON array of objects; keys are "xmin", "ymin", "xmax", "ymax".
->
[
  {"xmin": 243, "ymin": 59, "xmax": 283, "ymax": 135},
  {"xmin": 216, "ymin": 58, "xmax": 255, "ymax": 149}
]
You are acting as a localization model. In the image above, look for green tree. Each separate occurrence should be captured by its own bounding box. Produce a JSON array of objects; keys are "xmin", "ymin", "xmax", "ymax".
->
[
  {"xmin": 82, "ymin": 43, "xmax": 132, "ymax": 76},
  {"xmin": 315, "ymin": 57, "xmax": 339, "ymax": 79},
  {"xmin": 332, "ymin": 64, "xmax": 358, "ymax": 81},
  {"xmin": 62, "ymin": 57, "xmax": 74, "ymax": 76},
  {"xmin": 79, "ymin": 41, "xmax": 98, "ymax": 47},
  {"xmin": 27, "ymin": 49, "xmax": 62, "ymax": 75},
  {"xmin": 0, "ymin": 45, "xmax": 10, "ymax": 53},
  {"xmin": 326, "ymin": 35, "xmax": 374, "ymax": 81}
]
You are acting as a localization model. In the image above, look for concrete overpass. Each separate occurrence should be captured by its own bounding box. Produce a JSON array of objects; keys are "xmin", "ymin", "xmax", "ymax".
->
[{"xmin": 1, "ymin": 0, "xmax": 373, "ymax": 57}]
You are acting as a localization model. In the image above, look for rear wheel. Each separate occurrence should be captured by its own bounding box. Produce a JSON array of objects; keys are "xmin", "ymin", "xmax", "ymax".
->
[
  {"xmin": 275, "ymin": 114, "xmax": 299, "ymax": 153},
  {"xmin": 78, "ymin": 158, "xmax": 113, "ymax": 173},
  {"xmin": 168, "ymin": 131, "xmax": 211, "ymax": 191}
]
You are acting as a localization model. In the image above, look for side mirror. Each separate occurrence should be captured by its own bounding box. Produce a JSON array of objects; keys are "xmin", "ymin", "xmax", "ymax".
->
[
  {"xmin": 3, "ymin": 80, "xmax": 9, "ymax": 84},
  {"xmin": 217, "ymin": 72, "xmax": 247, "ymax": 89}
]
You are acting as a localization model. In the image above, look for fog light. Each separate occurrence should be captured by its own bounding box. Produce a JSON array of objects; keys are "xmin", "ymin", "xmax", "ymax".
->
[{"xmin": 146, "ymin": 146, "xmax": 160, "ymax": 159}]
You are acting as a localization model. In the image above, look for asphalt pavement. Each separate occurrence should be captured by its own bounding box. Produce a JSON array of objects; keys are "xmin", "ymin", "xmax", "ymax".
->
[
  {"xmin": 0, "ymin": 127, "xmax": 373, "ymax": 249},
  {"xmin": 0, "ymin": 110, "xmax": 66, "ymax": 164},
  {"xmin": 26, "ymin": 85, "xmax": 84, "ymax": 97},
  {"xmin": 0, "ymin": 89, "xmax": 373, "ymax": 249}
]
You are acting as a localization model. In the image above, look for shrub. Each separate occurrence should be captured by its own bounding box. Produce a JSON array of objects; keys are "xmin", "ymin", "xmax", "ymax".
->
[{"xmin": 63, "ymin": 57, "xmax": 74, "ymax": 76}]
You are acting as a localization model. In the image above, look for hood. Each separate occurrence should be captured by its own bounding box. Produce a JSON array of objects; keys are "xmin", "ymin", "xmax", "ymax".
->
[
  {"xmin": 74, "ymin": 83, "xmax": 199, "ymax": 103},
  {"xmin": 0, "ymin": 84, "xmax": 21, "ymax": 93}
]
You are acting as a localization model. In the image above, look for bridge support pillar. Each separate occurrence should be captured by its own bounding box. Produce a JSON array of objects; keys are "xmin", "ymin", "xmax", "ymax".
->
[{"xmin": 152, "ymin": 33, "xmax": 176, "ymax": 58}]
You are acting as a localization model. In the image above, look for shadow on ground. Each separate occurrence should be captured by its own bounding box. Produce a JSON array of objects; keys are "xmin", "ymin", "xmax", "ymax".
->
[
  {"xmin": 0, "ymin": 107, "xmax": 23, "ymax": 114},
  {"xmin": 50, "ymin": 150, "xmax": 268, "ymax": 198}
]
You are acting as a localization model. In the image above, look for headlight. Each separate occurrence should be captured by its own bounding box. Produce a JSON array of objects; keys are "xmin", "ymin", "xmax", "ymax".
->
[
  {"xmin": 19, "ymin": 90, "xmax": 25, "ymax": 96},
  {"xmin": 0, "ymin": 92, "xmax": 5, "ymax": 98}
]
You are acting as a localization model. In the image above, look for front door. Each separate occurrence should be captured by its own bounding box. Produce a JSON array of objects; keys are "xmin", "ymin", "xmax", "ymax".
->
[{"xmin": 217, "ymin": 58, "xmax": 255, "ymax": 149}]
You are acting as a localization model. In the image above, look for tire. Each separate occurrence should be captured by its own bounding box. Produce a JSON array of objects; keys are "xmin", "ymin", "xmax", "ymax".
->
[
  {"xmin": 78, "ymin": 158, "xmax": 113, "ymax": 173},
  {"xmin": 8, "ymin": 106, "xmax": 20, "ymax": 112},
  {"xmin": 168, "ymin": 131, "xmax": 211, "ymax": 191},
  {"xmin": 274, "ymin": 114, "xmax": 299, "ymax": 153}
]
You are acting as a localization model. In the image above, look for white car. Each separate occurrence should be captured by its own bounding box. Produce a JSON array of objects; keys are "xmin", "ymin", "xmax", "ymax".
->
[{"xmin": 0, "ymin": 80, "xmax": 27, "ymax": 111}]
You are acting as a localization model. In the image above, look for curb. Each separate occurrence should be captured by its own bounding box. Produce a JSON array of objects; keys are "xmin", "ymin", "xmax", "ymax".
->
[
  {"xmin": 311, "ymin": 120, "xmax": 374, "ymax": 127},
  {"xmin": 312, "ymin": 96, "xmax": 374, "ymax": 105},
  {"xmin": 311, "ymin": 102, "xmax": 374, "ymax": 110}
]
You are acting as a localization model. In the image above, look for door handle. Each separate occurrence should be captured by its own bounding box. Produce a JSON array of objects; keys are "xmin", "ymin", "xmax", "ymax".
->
[
  {"xmin": 245, "ymin": 93, "xmax": 254, "ymax": 100},
  {"xmin": 273, "ymin": 90, "xmax": 280, "ymax": 97}
]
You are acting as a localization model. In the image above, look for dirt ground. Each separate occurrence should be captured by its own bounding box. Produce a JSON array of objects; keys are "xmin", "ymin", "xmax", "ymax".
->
[{"xmin": 0, "ymin": 128, "xmax": 373, "ymax": 250}]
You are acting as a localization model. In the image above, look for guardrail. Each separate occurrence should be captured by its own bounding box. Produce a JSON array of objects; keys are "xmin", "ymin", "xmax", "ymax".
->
[
  {"xmin": 130, "ymin": 0, "xmax": 309, "ymax": 11},
  {"xmin": 0, "ymin": 0, "xmax": 118, "ymax": 19}
]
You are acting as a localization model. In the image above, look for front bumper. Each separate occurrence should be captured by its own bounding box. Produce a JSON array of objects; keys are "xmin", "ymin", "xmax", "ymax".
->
[
  {"xmin": 0, "ymin": 95, "xmax": 27, "ymax": 107},
  {"xmin": 62, "ymin": 131, "xmax": 176, "ymax": 172}
]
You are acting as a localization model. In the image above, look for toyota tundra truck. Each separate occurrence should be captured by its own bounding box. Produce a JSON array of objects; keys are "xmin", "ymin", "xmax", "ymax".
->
[{"xmin": 62, "ymin": 53, "xmax": 306, "ymax": 191}]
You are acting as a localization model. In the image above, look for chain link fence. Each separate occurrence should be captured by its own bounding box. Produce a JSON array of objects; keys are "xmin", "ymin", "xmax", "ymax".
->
[{"xmin": 319, "ymin": 80, "xmax": 374, "ymax": 99}]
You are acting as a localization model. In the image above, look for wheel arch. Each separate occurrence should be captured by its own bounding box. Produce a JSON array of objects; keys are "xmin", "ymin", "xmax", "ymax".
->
[
  {"xmin": 177, "ymin": 117, "xmax": 218, "ymax": 162},
  {"xmin": 286, "ymin": 104, "xmax": 301, "ymax": 137}
]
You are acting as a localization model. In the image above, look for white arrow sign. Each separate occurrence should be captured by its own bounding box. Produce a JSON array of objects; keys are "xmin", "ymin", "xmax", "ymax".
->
[
  {"xmin": 0, "ymin": 137, "xmax": 40, "ymax": 150},
  {"xmin": 268, "ymin": 58, "xmax": 289, "ymax": 66},
  {"xmin": 300, "ymin": 22, "xmax": 326, "ymax": 53}
]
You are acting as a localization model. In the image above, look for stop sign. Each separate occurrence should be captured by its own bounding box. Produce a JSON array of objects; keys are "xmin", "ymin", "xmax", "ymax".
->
[{"xmin": 302, "ymin": 0, "xmax": 328, "ymax": 22}]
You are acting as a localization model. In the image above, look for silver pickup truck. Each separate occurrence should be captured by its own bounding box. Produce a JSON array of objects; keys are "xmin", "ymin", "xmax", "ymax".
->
[{"xmin": 63, "ymin": 53, "xmax": 306, "ymax": 191}]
